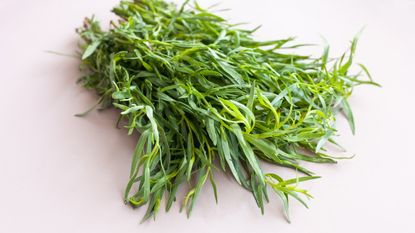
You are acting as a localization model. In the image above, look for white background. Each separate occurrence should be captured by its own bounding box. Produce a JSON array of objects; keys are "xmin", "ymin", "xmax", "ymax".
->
[{"xmin": 1, "ymin": 0, "xmax": 414, "ymax": 232}]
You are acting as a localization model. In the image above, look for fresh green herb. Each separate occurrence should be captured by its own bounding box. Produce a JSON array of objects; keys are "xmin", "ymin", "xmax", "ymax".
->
[{"xmin": 76, "ymin": 0, "xmax": 378, "ymax": 222}]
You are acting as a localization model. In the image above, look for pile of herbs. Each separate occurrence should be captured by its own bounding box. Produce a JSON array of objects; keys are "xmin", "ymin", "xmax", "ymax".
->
[{"xmin": 76, "ymin": 0, "xmax": 377, "ymax": 222}]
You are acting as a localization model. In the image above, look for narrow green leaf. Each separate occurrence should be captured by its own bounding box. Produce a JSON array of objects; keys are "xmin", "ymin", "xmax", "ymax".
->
[
  {"xmin": 82, "ymin": 40, "xmax": 101, "ymax": 60},
  {"xmin": 341, "ymin": 98, "xmax": 356, "ymax": 134}
]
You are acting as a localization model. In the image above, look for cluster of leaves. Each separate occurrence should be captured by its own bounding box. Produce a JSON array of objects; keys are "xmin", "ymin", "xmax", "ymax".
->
[{"xmin": 77, "ymin": 0, "xmax": 378, "ymax": 222}]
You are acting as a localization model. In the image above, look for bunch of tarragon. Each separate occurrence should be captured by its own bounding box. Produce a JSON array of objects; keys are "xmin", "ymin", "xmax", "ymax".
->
[{"xmin": 76, "ymin": 0, "xmax": 378, "ymax": 222}]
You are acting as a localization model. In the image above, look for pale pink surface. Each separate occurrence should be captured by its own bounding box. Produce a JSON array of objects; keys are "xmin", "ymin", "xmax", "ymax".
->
[{"xmin": 1, "ymin": 0, "xmax": 415, "ymax": 232}]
